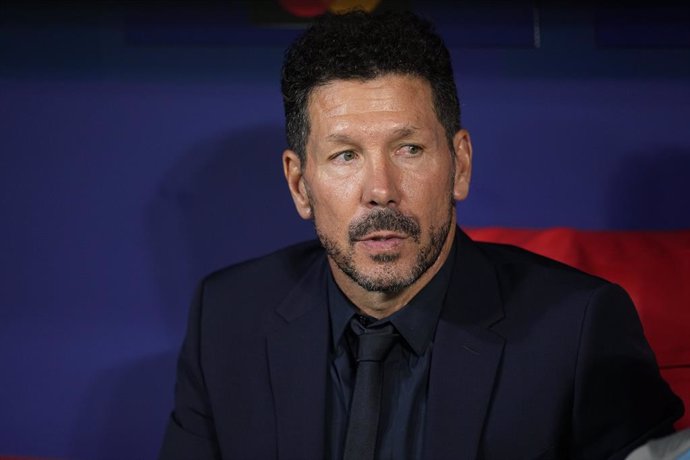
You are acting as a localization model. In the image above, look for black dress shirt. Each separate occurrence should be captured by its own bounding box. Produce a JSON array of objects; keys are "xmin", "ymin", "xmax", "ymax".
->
[{"xmin": 326, "ymin": 243, "xmax": 456, "ymax": 460}]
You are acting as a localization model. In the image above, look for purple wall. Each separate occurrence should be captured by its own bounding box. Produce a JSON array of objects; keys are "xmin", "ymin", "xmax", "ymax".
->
[{"xmin": 1, "ymin": 3, "xmax": 689, "ymax": 459}]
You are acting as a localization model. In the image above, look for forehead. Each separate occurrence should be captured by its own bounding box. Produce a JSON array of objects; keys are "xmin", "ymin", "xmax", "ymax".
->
[{"xmin": 306, "ymin": 74, "xmax": 438, "ymax": 132}]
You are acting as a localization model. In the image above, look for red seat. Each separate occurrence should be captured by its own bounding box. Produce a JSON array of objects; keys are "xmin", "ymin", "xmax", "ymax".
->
[{"xmin": 466, "ymin": 227, "xmax": 690, "ymax": 429}]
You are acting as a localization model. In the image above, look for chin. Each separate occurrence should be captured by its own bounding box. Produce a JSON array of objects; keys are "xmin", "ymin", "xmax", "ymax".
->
[{"xmin": 350, "ymin": 262, "xmax": 421, "ymax": 294}]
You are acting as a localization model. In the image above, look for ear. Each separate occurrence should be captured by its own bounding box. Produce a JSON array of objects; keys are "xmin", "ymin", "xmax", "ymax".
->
[
  {"xmin": 452, "ymin": 129, "xmax": 473, "ymax": 201},
  {"xmin": 282, "ymin": 149, "xmax": 313, "ymax": 220}
]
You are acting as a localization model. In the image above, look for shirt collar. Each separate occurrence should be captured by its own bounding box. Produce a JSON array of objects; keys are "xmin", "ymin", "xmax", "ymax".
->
[{"xmin": 327, "ymin": 239, "xmax": 456, "ymax": 356}]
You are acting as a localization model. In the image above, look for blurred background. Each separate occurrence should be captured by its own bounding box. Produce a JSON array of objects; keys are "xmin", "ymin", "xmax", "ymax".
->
[{"xmin": 1, "ymin": 1, "xmax": 689, "ymax": 458}]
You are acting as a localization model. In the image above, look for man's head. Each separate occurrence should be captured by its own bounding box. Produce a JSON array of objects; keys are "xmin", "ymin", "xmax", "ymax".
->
[
  {"xmin": 281, "ymin": 10, "xmax": 461, "ymax": 162},
  {"xmin": 282, "ymin": 11, "xmax": 472, "ymax": 309}
]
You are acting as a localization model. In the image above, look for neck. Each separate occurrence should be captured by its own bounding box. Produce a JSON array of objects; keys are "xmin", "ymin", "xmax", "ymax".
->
[{"xmin": 330, "ymin": 222, "xmax": 456, "ymax": 319}]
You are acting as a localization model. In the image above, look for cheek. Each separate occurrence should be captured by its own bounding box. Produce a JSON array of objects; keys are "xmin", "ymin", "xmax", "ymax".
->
[
  {"xmin": 401, "ymin": 166, "xmax": 453, "ymax": 206},
  {"xmin": 309, "ymin": 176, "xmax": 360, "ymax": 232},
  {"xmin": 313, "ymin": 169, "xmax": 361, "ymax": 208}
]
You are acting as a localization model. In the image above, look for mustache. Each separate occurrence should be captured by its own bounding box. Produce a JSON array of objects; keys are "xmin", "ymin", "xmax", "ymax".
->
[{"xmin": 348, "ymin": 208, "xmax": 421, "ymax": 243}]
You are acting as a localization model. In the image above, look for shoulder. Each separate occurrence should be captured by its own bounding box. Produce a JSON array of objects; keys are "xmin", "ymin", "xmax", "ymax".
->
[
  {"xmin": 468, "ymin": 239, "xmax": 632, "ymax": 333},
  {"xmin": 205, "ymin": 239, "xmax": 324, "ymax": 286},
  {"xmin": 196, "ymin": 239, "xmax": 325, "ymax": 316},
  {"xmin": 470, "ymin": 238, "xmax": 645, "ymax": 368},
  {"xmin": 473, "ymin": 239, "xmax": 612, "ymax": 296}
]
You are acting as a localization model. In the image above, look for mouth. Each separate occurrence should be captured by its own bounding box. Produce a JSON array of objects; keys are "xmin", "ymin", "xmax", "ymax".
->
[
  {"xmin": 354, "ymin": 232, "xmax": 407, "ymax": 251},
  {"xmin": 355, "ymin": 230, "xmax": 407, "ymax": 241}
]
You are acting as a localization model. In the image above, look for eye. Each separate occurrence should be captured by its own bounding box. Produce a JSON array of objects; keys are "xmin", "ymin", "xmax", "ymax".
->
[
  {"xmin": 333, "ymin": 150, "xmax": 357, "ymax": 162},
  {"xmin": 399, "ymin": 144, "xmax": 423, "ymax": 156}
]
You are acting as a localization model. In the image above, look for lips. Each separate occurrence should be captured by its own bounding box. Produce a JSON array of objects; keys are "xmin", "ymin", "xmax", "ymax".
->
[
  {"xmin": 355, "ymin": 232, "xmax": 407, "ymax": 251},
  {"xmin": 356, "ymin": 231, "xmax": 407, "ymax": 242}
]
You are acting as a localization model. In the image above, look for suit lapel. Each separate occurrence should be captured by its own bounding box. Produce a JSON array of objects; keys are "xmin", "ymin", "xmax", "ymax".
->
[
  {"xmin": 266, "ymin": 255, "xmax": 330, "ymax": 460},
  {"xmin": 424, "ymin": 230, "xmax": 506, "ymax": 460}
]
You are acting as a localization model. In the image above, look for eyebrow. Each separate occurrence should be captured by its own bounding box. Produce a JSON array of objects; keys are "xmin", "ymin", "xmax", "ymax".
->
[{"xmin": 325, "ymin": 126, "xmax": 421, "ymax": 144}]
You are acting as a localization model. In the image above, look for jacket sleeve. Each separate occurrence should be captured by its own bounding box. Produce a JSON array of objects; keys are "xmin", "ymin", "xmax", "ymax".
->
[
  {"xmin": 159, "ymin": 281, "xmax": 221, "ymax": 460},
  {"xmin": 570, "ymin": 283, "xmax": 684, "ymax": 460}
]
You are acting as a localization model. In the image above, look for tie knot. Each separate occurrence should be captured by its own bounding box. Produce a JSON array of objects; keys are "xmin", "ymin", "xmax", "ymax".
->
[{"xmin": 350, "ymin": 318, "xmax": 399, "ymax": 362}]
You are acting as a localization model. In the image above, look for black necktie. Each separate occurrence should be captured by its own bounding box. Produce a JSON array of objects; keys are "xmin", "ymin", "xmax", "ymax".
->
[{"xmin": 343, "ymin": 317, "xmax": 399, "ymax": 460}]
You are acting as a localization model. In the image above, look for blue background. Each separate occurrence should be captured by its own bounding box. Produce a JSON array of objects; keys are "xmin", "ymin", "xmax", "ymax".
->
[{"xmin": 1, "ymin": 3, "xmax": 689, "ymax": 458}]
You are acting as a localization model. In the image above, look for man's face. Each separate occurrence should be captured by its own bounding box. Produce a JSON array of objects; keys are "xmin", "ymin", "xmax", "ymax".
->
[{"xmin": 284, "ymin": 74, "xmax": 472, "ymax": 293}]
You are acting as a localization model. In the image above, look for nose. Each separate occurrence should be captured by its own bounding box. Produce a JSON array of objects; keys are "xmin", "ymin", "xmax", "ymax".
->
[{"xmin": 362, "ymin": 155, "xmax": 400, "ymax": 208}]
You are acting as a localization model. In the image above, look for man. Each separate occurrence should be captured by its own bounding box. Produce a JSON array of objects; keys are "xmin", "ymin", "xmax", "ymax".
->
[{"xmin": 159, "ymin": 10, "xmax": 683, "ymax": 460}]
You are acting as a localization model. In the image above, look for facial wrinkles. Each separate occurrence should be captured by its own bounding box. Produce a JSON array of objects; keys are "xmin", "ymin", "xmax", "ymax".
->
[
  {"xmin": 307, "ymin": 183, "xmax": 453, "ymax": 295},
  {"xmin": 313, "ymin": 83, "xmax": 417, "ymax": 143},
  {"xmin": 303, "ymin": 75, "xmax": 458, "ymax": 295},
  {"xmin": 316, "ymin": 206, "xmax": 453, "ymax": 294},
  {"xmin": 317, "ymin": 80, "xmax": 406, "ymax": 116}
]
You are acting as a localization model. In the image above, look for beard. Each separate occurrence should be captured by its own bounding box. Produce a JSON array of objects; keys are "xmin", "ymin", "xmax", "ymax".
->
[{"xmin": 315, "ymin": 205, "xmax": 454, "ymax": 294}]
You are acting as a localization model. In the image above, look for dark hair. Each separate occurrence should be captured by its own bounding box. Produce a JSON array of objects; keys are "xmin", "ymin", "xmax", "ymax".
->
[{"xmin": 281, "ymin": 10, "xmax": 461, "ymax": 162}]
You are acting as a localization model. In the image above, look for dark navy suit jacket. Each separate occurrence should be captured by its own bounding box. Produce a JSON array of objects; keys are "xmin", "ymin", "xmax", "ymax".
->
[{"xmin": 159, "ymin": 229, "xmax": 683, "ymax": 459}]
